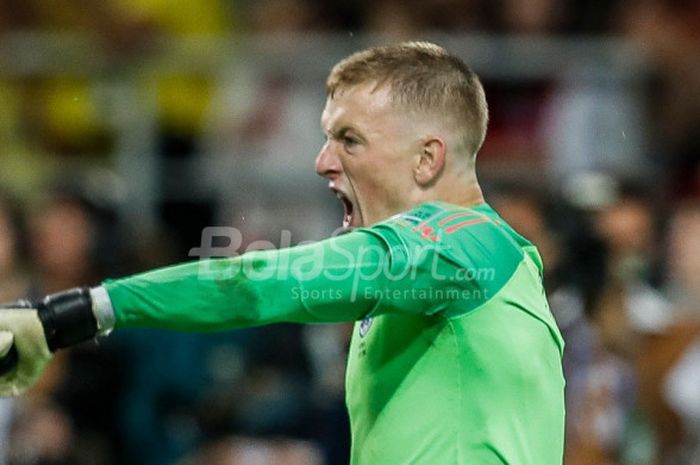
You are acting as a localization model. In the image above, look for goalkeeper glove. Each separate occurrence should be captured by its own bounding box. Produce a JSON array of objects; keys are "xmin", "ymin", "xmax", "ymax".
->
[{"xmin": 0, "ymin": 288, "xmax": 111, "ymax": 396}]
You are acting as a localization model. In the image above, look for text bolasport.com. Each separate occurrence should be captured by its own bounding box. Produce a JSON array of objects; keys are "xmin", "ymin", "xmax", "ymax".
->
[{"xmin": 187, "ymin": 226, "xmax": 497, "ymax": 302}]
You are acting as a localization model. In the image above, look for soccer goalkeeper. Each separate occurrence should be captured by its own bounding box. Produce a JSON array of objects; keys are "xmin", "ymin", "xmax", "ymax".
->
[{"xmin": 0, "ymin": 41, "xmax": 565, "ymax": 465}]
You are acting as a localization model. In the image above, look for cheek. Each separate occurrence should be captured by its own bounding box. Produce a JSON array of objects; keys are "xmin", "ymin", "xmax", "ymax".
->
[
  {"xmin": 345, "ymin": 160, "xmax": 387, "ymax": 192},
  {"xmin": 342, "ymin": 151, "xmax": 413, "ymax": 208},
  {"xmin": 353, "ymin": 170, "xmax": 406, "ymax": 212}
]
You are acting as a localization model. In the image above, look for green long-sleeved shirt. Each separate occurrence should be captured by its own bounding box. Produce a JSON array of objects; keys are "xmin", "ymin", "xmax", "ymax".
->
[{"xmin": 104, "ymin": 201, "xmax": 566, "ymax": 465}]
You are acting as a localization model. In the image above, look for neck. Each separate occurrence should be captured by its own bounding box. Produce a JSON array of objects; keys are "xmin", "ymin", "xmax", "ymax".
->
[
  {"xmin": 446, "ymin": 182, "xmax": 485, "ymax": 208},
  {"xmin": 411, "ymin": 169, "xmax": 485, "ymax": 209}
]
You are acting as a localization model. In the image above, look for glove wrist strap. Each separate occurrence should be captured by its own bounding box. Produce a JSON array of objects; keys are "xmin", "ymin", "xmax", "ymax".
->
[{"xmin": 37, "ymin": 288, "xmax": 98, "ymax": 352}]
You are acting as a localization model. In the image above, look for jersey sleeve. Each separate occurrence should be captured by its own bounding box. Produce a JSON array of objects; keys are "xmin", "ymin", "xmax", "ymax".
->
[
  {"xmin": 105, "ymin": 203, "xmax": 527, "ymax": 331},
  {"xmin": 104, "ymin": 229, "xmax": 400, "ymax": 331}
]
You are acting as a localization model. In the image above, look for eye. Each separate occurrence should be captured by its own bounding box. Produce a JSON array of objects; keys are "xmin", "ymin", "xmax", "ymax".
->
[{"xmin": 342, "ymin": 135, "xmax": 359, "ymax": 151}]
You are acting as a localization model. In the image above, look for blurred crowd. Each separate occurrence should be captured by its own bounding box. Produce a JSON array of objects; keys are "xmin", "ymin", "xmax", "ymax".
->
[{"xmin": 1, "ymin": 0, "xmax": 699, "ymax": 464}]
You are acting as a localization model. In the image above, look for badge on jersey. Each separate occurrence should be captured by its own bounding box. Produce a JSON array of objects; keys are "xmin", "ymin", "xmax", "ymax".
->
[{"xmin": 359, "ymin": 316, "xmax": 373, "ymax": 337}]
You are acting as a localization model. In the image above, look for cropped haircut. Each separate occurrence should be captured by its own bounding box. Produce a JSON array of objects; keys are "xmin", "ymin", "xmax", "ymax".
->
[{"xmin": 326, "ymin": 41, "xmax": 489, "ymax": 158}]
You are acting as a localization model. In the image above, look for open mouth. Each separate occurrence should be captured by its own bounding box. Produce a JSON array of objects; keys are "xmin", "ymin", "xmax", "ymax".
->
[{"xmin": 333, "ymin": 189, "xmax": 355, "ymax": 228}]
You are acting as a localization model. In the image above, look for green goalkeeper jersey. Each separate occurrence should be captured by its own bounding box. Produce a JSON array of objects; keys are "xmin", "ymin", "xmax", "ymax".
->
[{"xmin": 104, "ymin": 201, "xmax": 565, "ymax": 465}]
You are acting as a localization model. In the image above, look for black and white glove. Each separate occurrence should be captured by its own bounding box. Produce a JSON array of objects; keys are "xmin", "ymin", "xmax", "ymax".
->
[{"xmin": 0, "ymin": 288, "xmax": 111, "ymax": 396}]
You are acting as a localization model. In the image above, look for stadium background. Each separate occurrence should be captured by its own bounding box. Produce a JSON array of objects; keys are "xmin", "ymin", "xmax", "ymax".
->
[{"xmin": 0, "ymin": 0, "xmax": 699, "ymax": 464}]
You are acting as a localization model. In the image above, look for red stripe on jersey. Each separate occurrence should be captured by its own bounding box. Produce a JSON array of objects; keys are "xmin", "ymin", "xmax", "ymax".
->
[
  {"xmin": 445, "ymin": 217, "xmax": 490, "ymax": 234},
  {"xmin": 438, "ymin": 211, "xmax": 479, "ymax": 226}
]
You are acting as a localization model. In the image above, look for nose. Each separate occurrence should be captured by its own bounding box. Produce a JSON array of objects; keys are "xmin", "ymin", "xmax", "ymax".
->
[{"xmin": 315, "ymin": 141, "xmax": 342, "ymax": 179}]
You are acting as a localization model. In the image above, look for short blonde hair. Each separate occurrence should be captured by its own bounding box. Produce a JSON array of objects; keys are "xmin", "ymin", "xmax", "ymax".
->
[{"xmin": 326, "ymin": 41, "xmax": 489, "ymax": 158}]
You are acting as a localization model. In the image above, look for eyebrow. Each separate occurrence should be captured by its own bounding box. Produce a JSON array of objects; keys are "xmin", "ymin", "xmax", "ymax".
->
[
  {"xmin": 319, "ymin": 108, "xmax": 367, "ymax": 142},
  {"xmin": 330, "ymin": 125, "xmax": 366, "ymax": 143}
]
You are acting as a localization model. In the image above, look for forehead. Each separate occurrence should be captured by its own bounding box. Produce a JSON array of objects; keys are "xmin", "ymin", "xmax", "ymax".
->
[{"xmin": 320, "ymin": 83, "xmax": 394, "ymax": 130}]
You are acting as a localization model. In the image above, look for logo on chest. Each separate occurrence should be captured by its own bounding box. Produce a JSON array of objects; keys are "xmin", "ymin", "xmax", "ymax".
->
[{"xmin": 359, "ymin": 316, "xmax": 373, "ymax": 337}]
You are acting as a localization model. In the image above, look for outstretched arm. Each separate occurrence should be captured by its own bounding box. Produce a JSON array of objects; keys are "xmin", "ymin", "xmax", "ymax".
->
[{"xmin": 0, "ymin": 228, "xmax": 396, "ymax": 396}]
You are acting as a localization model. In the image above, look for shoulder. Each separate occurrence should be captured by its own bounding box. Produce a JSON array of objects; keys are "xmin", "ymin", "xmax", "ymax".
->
[
  {"xmin": 358, "ymin": 203, "xmax": 536, "ymax": 317},
  {"xmin": 366, "ymin": 202, "xmax": 526, "ymax": 263},
  {"xmin": 359, "ymin": 202, "xmax": 527, "ymax": 284}
]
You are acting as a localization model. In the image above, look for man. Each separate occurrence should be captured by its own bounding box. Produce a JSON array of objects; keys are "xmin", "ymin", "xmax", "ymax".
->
[{"xmin": 0, "ymin": 41, "xmax": 565, "ymax": 464}]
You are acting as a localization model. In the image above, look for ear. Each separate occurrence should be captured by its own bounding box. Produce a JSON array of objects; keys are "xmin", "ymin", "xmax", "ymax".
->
[{"xmin": 414, "ymin": 137, "xmax": 446, "ymax": 186}]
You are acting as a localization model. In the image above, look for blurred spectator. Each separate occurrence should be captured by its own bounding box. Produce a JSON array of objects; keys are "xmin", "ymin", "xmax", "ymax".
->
[
  {"xmin": 28, "ymin": 193, "xmax": 100, "ymax": 294},
  {"xmin": 6, "ymin": 398, "xmax": 75, "ymax": 465},
  {"xmin": 246, "ymin": 0, "xmax": 321, "ymax": 33},
  {"xmin": 666, "ymin": 202, "xmax": 700, "ymax": 314},
  {"xmin": 420, "ymin": 0, "xmax": 487, "ymax": 32},
  {"xmin": 363, "ymin": 0, "xmax": 429, "ymax": 39},
  {"xmin": 595, "ymin": 191, "xmax": 659, "ymax": 285},
  {"xmin": 496, "ymin": 0, "xmax": 566, "ymax": 34}
]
